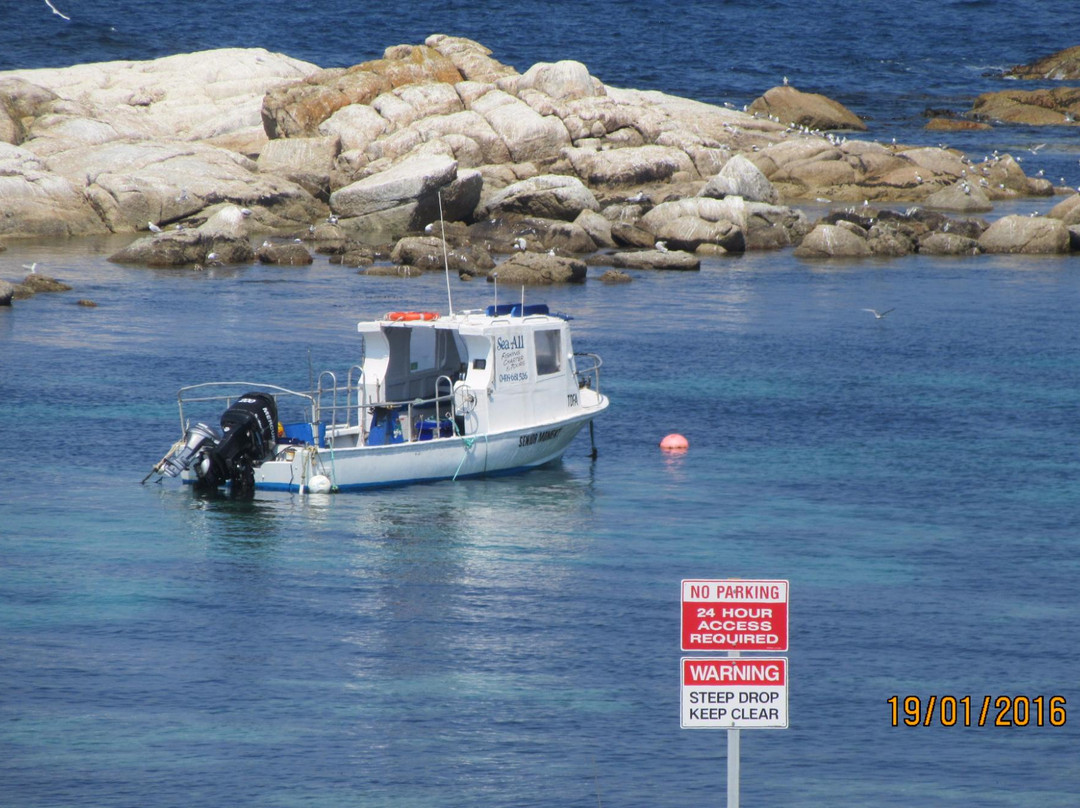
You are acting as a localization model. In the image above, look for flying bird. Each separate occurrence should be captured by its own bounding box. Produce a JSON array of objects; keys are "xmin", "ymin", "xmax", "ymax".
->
[
  {"xmin": 863, "ymin": 308, "xmax": 895, "ymax": 319},
  {"xmin": 44, "ymin": 0, "xmax": 70, "ymax": 21},
  {"xmin": 23, "ymin": 263, "xmax": 38, "ymax": 274}
]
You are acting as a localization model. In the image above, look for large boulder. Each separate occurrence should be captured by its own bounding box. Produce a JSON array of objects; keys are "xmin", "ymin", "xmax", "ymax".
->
[
  {"xmin": 488, "ymin": 251, "xmax": 586, "ymax": 284},
  {"xmin": 390, "ymin": 234, "xmax": 495, "ymax": 274},
  {"xmin": 919, "ymin": 232, "xmax": 980, "ymax": 256},
  {"xmin": 108, "ymin": 204, "xmax": 256, "ymax": 266},
  {"xmin": 256, "ymin": 242, "xmax": 313, "ymax": 265},
  {"xmin": 748, "ymin": 85, "xmax": 867, "ymax": 131},
  {"xmin": 700, "ymin": 154, "xmax": 779, "ymax": 204},
  {"xmin": 639, "ymin": 197, "xmax": 748, "ymax": 252},
  {"xmin": 468, "ymin": 90, "xmax": 571, "ymax": 164},
  {"xmin": 318, "ymin": 104, "xmax": 389, "ymax": 153},
  {"xmin": 1047, "ymin": 193, "xmax": 1080, "ymax": 226},
  {"xmin": 573, "ymin": 208, "xmax": 616, "ymax": 248},
  {"xmin": 0, "ymin": 143, "xmax": 107, "ymax": 238},
  {"xmin": 478, "ymin": 174, "xmax": 599, "ymax": 220},
  {"xmin": 977, "ymin": 215, "xmax": 1071, "ymax": 254},
  {"xmin": 969, "ymin": 87, "xmax": 1080, "ymax": 126},
  {"xmin": 924, "ymin": 180, "xmax": 993, "ymax": 213},
  {"xmin": 516, "ymin": 60, "xmax": 604, "ymax": 101},
  {"xmin": 425, "ymin": 35, "xmax": 519, "ymax": 84},
  {"xmin": 329, "ymin": 153, "xmax": 458, "ymax": 222},
  {"xmin": 1005, "ymin": 45, "xmax": 1080, "ymax": 80},
  {"xmin": 468, "ymin": 215, "xmax": 597, "ymax": 254},
  {"xmin": 261, "ymin": 45, "xmax": 462, "ymax": 138},
  {"xmin": 652, "ymin": 216, "xmax": 744, "ymax": 253},
  {"xmin": 793, "ymin": 223, "xmax": 871, "ymax": 258},
  {"xmin": 44, "ymin": 140, "xmax": 324, "ymax": 233},
  {"xmin": 611, "ymin": 249, "xmax": 701, "ymax": 270},
  {"xmin": 564, "ymin": 144, "xmax": 697, "ymax": 186},
  {"xmin": 0, "ymin": 279, "xmax": 13, "ymax": 305},
  {"xmin": 7, "ymin": 49, "xmax": 318, "ymax": 151},
  {"xmin": 256, "ymin": 135, "xmax": 340, "ymax": 200}
]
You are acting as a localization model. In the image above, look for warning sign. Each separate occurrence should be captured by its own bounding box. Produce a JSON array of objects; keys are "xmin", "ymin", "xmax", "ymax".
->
[
  {"xmin": 681, "ymin": 579, "xmax": 789, "ymax": 652},
  {"xmin": 680, "ymin": 657, "xmax": 788, "ymax": 729}
]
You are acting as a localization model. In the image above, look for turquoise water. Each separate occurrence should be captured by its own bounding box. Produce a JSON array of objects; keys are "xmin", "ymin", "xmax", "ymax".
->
[
  {"xmin": 4, "ymin": 0, "xmax": 1080, "ymax": 802},
  {"xmin": 2, "ymin": 237, "xmax": 1078, "ymax": 806}
]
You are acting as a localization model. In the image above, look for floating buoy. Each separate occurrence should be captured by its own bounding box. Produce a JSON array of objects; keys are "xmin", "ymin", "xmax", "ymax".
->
[
  {"xmin": 307, "ymin": 474, "xmax": 332, "ymax": 494},
  {"xmin": 660, "ymin": 433, "xmax": 689, "ymax": 451}
]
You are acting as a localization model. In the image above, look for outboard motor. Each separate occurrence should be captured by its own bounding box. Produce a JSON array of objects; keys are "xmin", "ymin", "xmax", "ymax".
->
[{"xmin": 147, "ymin": 392, "xmax": 278, "ymax": 498}]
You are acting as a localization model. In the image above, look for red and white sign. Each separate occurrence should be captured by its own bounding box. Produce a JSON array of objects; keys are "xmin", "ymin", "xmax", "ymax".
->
[
  {"xmin": 681, "ymin": 579, "xmax": 789, "ymax": 652},
  {"xmin": 680, "ymin": 657, "xmax": 789, "ymax": 729}
]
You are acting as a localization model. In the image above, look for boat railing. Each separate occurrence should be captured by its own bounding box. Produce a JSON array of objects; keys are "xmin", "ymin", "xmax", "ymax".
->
[
  {"xmin": 573, "ymin": 352, "xmax": 603, "ymax": 401},
  {"xmin": 369, "ymin": 375, "xmax": 459, "ymax": 442},
  {"xmin": 176, "ymin": 382, "xmax": 319, "ymax": 433},
  {"xmin": 177, "ymin": 371, "xmax": 463, "ymax": 446}
]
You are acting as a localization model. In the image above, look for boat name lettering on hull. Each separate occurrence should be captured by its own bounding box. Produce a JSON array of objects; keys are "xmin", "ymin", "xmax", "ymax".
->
[{"xmin": 519, "ymin": 428, "xmax": 563, "ymax": 447}]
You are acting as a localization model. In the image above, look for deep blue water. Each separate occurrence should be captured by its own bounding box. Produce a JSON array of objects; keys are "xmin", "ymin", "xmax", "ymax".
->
[
  {"xmin": 3, "ymin": 1, "xmax": 1080, "ymax": 806},
  {"xmin": 4, "ymin": 0, "xmax": 1079, "ymax": 185}
]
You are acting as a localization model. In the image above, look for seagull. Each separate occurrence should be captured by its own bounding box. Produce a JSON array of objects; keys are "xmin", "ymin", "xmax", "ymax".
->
[
  {"xmin": 863, "ymin": 308, "xmax": 895, "ymax": 319},
  {"xmin": 240, "ymin": 207, "xmax": 252, "ymax": 217},
  {"xmin": 22, "ymin": 262, "xmax": 38, "ymax": 274},
  {"xmin": 44, "ymin": 0, "xmax": 70, "ymax": 20},
  {"xmin": 655, "ymin": 240, "xmax": 669, "ymax": 252},
  {"xmin": 783, "ymin": 76, "xmax": 789, "ymax": 86},
  {"xmin": 1030, "ymin": 143, "xmax": 1046, "ymax": 154},
  {"xmin": 148, "ymin": 222, "xmax": 163, "ymax": 233},
  {"xmin": 513, "ymin": 237, "xmax": 527, "ymax": 251},
  {"xmin": 327, "ymin": 214, "xmax": 339, "ymax": 225}
]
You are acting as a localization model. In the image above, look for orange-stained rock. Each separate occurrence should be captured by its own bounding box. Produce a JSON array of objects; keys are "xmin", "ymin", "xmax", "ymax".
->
[{"xmin": 748, "ymin": 85, "xmax": 866, "ymax": 131}]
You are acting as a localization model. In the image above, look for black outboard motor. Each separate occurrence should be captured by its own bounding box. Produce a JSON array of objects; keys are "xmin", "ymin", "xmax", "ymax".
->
[
  {"xmin": 201, "ymin": 393, "xmax": 278, "ymax": 497},
  {"xmin": 148, "ymin": 392, "xmax": 278, "ymax": 498}
]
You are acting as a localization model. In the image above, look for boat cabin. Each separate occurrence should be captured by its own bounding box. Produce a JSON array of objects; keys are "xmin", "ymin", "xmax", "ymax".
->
[{"xmin": 354, "ymin": 304, "xmax": 583, "ymax": 444}]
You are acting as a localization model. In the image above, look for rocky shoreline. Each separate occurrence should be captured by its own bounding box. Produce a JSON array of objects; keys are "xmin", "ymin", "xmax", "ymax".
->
[{"xmin": 2, "ymin": 36, "xmax": 1079, "ymax": 302}]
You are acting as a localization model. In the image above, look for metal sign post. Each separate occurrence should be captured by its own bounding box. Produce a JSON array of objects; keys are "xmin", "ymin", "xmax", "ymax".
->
[
  {"xmin": 728, "ymin": 651, "xmax": 740, "ymax": 808},
  {"xmin": 680, "ymin": 580, "xmax": 790, "ymax": 808}
]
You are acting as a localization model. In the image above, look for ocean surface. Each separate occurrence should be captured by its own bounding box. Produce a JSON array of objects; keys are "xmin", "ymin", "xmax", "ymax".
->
[{"xmin": 2, "ymin": 2, "xmax": 1080, "ymax": 806}]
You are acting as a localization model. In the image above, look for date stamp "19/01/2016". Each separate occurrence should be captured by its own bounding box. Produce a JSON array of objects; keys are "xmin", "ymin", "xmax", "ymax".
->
[{"xmin": 888, "ymin": 695, "xmax": 1066, "ymax": 728}]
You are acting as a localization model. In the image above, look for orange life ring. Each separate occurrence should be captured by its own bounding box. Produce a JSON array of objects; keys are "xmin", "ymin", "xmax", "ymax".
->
[{"xmin": 386, "ymin": 311, "xmax": 439, "ymax": 321}]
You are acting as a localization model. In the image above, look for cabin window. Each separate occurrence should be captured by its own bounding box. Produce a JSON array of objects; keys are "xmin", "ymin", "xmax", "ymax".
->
[
  {"xmin": 534, "ymin": 329, "xmax": 562, "ymax": 376},
  {"xmin": 409, "ymin": 328, "xmax": 436, "ymax": 371}
]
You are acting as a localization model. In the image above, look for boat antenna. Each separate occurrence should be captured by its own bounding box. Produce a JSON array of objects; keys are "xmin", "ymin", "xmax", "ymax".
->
[
  {"xmin": 521, "ymin": 285, "xmax": 525, "ymax": 312},
  {"xmin": 438, "ymin": 191, "xmax": 453, "ymax": 316},
  {"xmin": 492, "ymin": 271, "xmax": 498, "ymax": 311}
]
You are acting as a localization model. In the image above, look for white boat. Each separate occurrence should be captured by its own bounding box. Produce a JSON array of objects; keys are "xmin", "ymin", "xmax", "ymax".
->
[{"xmin": 146, "ymin": 303, "xmax": 608, "ymax": 495}]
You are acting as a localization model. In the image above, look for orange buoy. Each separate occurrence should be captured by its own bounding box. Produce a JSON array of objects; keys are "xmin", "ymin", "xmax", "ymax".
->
[{"xmin": 660, "ymin": 433, "xmax": 689, "ymax": 451}]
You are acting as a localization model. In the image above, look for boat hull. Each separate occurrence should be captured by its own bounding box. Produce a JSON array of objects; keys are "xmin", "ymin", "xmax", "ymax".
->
[{"xmin": 246, "ymin": 409, "xmax": 600, "ymax": 492}]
